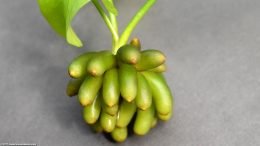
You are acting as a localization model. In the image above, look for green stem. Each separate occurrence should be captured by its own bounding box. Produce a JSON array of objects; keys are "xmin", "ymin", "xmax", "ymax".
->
[
  {"xmin": 116, "ymin": 0, "xmax": 156, "ymax": 52},
  {"xmin": 109, "ymin": 0, "xmax": 118, "ymax": 34},
  {"xmin": 92, "ymin": 0, "xmax": 119, "ymax": 52},
  {"xmin": 109, "ymin": 12, "xmax": 119, "ymax": 53}
]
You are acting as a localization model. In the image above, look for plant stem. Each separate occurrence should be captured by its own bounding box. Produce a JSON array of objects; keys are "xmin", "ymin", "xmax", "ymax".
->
[
  {"xmin": 109, "ymin": 11, "xmax": 119, "ymax": 53},
  {"xmin": 92, "ymin": 0, "xmax": 119, "ymax": 52},
  {"xmin": 109, "ymin": 0, "xmax": 118, "ymax": 34},
  {"xmin": 116, "ymin": 0, "xmax": 157, "ymax": 52}
]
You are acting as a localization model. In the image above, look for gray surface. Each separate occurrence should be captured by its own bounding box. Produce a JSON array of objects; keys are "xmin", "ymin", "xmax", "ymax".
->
[{"xmin": 0, "ymin": 0, "xmax": 260, "ymax": 146}]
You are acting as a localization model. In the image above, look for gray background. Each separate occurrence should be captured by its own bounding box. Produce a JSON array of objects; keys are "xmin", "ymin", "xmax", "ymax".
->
[{"xmin": 0, "ymin": 0, "xmax": 260, "ymax": 146}]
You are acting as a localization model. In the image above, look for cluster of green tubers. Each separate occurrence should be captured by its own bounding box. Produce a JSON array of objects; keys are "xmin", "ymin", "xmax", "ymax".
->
[{"xmin": 66, "ymin": 38, "xmax": 174, "ymax": 142}]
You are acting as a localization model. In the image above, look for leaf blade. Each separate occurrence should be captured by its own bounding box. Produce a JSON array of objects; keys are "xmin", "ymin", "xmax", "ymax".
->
[{"xmin": 37, "ymin": 0, "xmax": 90, "ymax": 47}]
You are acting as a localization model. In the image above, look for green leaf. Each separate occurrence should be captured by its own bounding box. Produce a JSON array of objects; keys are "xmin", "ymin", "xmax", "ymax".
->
[
  {"xmin": 102, "ymin": 0, "xmax": 118, "ymax": 15},
  {"xmin": 37, "ymin": 0, "xmax": 91, "ymax": 47}
]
